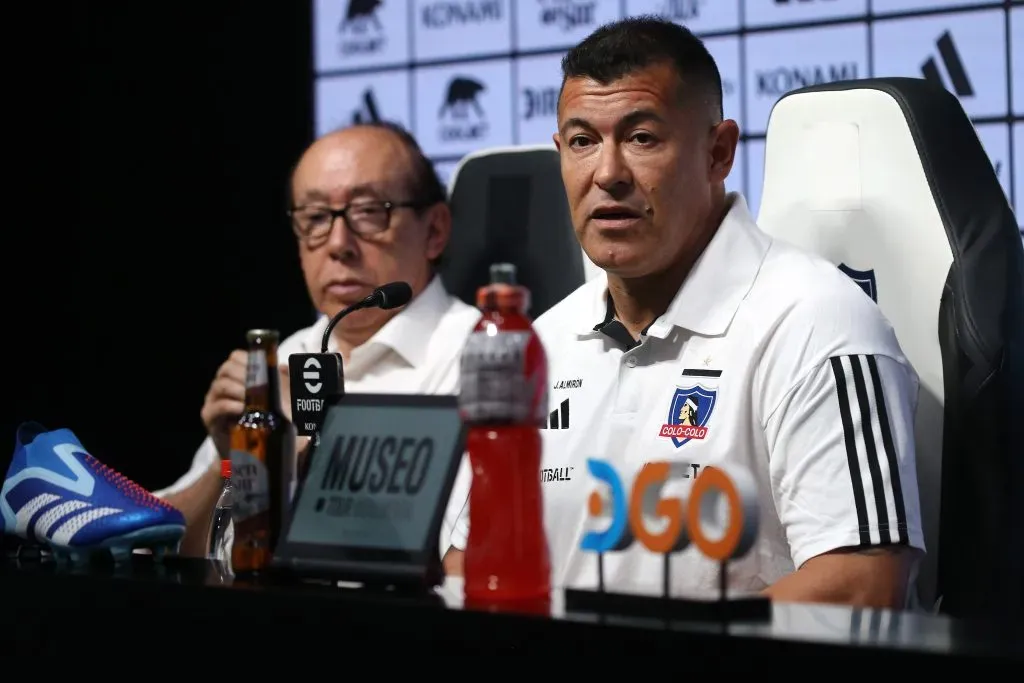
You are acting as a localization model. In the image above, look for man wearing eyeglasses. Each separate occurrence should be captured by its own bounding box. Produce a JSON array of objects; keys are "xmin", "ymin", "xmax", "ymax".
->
[{"xmin": 156, "ymin": 122, "xmax": 481, "ymax": 556}]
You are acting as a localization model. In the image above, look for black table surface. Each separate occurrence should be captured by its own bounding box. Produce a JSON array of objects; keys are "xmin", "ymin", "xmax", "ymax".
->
[{"xmin": 2, "ymin": 551, "xmax": 1021, "ymax": 664}]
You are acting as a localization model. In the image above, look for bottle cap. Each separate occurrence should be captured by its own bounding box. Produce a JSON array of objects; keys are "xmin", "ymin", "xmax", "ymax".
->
[
  {"xmin": 477, "ymin": 268, "xmax": 530, "ymax": 314},
  {"xmin": 489, "ymin": 263, "xmax": 517, "ymax": 285},
  {"xmin": 220, "ymin": 459, "xmax": 231, "ymax": 478}
]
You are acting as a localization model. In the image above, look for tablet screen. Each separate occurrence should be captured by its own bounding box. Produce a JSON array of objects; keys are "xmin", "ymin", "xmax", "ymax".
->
[{"xmin": 285, "ymin": 396, "xmax": 464, "ymax": 554}]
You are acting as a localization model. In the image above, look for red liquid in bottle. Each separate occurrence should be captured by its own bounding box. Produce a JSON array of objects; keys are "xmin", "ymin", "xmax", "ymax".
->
[{"xmin": 460, "ymin": 264, "xmax": 551, "ymax": 613}]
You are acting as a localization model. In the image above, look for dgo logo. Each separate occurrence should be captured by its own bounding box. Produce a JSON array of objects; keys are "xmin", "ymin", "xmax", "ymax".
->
[{"xmin": 580, "ymin": 459, "xmax": 759, "ymax": 563}]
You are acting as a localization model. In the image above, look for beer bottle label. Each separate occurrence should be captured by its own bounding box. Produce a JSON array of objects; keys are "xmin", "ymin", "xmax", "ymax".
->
[
  {"xmin": 229, "ymin": 449, "xmax": 270, "ymax": 524},
  {"xmin": 459, "ymin": 330, "xmax": 546, "ymax": 424},
  {"xmin": 246, "ymin": 350, "xmax": 268, "ymax": 388}
]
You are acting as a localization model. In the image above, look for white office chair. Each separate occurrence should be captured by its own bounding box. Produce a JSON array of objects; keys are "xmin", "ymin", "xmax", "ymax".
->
[
  {"xmin": 440, "ymin": 145, "xmax": 601, "ymax": 320},
  {"xmin": 756, "ymin": 76, "xmax": 1024, "ymax": 621}
]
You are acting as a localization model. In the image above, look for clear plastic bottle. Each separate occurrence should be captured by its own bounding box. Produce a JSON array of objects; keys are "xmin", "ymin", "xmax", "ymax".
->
[{"xmin": 207, "ymin": 458, "xmax": 234, "ymax": 571}]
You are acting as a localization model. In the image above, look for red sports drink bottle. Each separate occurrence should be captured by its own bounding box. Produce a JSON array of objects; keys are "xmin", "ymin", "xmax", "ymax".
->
[{"xmin": 459, "ymin": 263, "xmax": 551, "ymax": 612}]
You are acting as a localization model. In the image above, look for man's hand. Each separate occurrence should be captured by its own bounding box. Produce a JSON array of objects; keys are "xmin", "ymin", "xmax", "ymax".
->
[
  {"xmin": 443, "ymin": 547, "xmax": 464, "ymax": 577},
  {"xmin": 200, "ymin": 350, "xmax": 247, "ymax": 458}
]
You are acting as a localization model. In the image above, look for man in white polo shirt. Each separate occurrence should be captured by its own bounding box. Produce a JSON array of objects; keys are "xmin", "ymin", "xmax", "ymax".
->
[
  {"xmin": 158, "ymin": 122, "xmax": 480, "ymax": 555},
  {"xmin": 446, "ymin": 16, "xmax": 924, "ymax": 608}
]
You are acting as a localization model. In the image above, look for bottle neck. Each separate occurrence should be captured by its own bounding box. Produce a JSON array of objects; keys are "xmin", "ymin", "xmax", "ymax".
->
[
  {"xmin": 479, "ymin": 284, "xmax": 530, "ymax": 317},
  {"xmin": 243, "ymin": 345, "xmax": 280, "ymax": 413}
]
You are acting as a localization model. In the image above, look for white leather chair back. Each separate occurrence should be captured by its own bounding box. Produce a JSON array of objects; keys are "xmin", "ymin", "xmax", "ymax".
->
[{"xmin": 757, "ymin": 77, "xmax": 1024, "ymax": 620}]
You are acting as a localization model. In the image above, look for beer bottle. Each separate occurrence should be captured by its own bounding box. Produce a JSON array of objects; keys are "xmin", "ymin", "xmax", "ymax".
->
[{"xmin": 229, "ymin": 329, "xmax": 294, "ymax": 574}]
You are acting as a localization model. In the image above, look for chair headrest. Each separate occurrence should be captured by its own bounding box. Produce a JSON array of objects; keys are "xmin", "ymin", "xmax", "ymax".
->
[{"xmin": 439, "ymin": 144, "xmax": 586, "ymax": 318}]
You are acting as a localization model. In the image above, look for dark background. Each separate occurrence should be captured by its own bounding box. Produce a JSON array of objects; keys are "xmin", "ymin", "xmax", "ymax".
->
[{"xmin": 2, "ymin": 4, "xmax": 315, "ymax": 490}]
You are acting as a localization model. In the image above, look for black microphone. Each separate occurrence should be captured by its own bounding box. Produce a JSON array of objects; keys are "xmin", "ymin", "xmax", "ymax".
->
[
  {"xmin": 289, "ymin": 281, "xmax": 413, "ymax": 437},
  {"xmin": 319, "ymin": 280, "xmax": 412, "ymax": 353}
]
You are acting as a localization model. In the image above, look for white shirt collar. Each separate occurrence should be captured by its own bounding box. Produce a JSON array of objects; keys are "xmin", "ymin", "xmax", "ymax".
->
[
  {"xmin": 576, "ymin": 193, "xmax": 772, "ymax": 338},
  {"xmin": 316, "ymin": 274, "xmax": 454, "ymax": 368}
]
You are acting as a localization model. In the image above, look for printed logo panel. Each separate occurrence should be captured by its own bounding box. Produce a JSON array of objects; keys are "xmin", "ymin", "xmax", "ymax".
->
[
  {"xmin": 315, "ymin": 70, "xmax": 412, "ymax": 138},
  {"xmin": 744, "ymin": 23, "xmax": 868, "ymax": 135},
  {"xmin": 871, "ymin": 9, "xmax": 1007, "ymax": 119},
  {"xmin": 745, "ymin": 140, "xmax": 767, "ymax": 218},
  {"xmin": 516, "ymin": 52, "xmax": 566, "ymax": 147},
  {"xmin": 516, "ymin": 0, "xmax": 621, "ymax": 51},
  {"xmin": 1013, "ymin": 7, "xmax": 1023, "ymax": 116},
  {"xmin": 744, "ymin": 0, "xmax": 867, "ymax": 29},
  {"xmin": 313, "ymin": 0, "xmax": 410, "ymax": 72},
  {"xmin": 413, "ymin": 0, "xmax": 512, "ymax": 61},
  {"xmin": 974, "ymin": 123, "xmax": 1011, "ymax": 204},
  {"xmin": 414, "ymin": 59, "xmax": 514, "ymax": 157},
  {"xmin": 624, "ymin": 0, "xmax": 740, "ymax": 34},
  {"xmin": 434, "ymin": 159, "xmax": 461, "ymax": 191},
  {"xmin": 871, "ymin": 0, "xmax": 993, "ymax": 15},
  {"xmin": 703, "ymin": 35, "xmax": 742, "ymax": 133}
]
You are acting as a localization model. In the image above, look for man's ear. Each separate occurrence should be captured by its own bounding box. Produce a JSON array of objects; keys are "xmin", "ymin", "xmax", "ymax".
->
[
  {"xmin": 709, "ymin": 119, "xmax": 740, "ymax": 184},
  {"xmin": 425, "ymin": 202, "xmax": 452, "ymax": 262}
]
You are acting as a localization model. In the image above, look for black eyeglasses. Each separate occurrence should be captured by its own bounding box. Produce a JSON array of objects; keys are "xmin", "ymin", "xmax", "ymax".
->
[{"xmin": 288, "ymin": 200, "xmax": 429, "ymax": 245}]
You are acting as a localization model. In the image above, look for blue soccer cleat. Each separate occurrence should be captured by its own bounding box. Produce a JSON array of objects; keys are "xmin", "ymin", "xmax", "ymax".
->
[{"xmin": 1, "ymin": 422, "xmax": 186, "ymax": 564}]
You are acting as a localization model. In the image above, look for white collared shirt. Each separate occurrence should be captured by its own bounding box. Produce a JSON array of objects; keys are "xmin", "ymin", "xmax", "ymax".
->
[
  {"xmin": 155, "ymin": 275, "xmax": 481, "ymax": 502},
  {"xmin": 448, "ymin": 193, "xmax": 925, "ymax": 598}
]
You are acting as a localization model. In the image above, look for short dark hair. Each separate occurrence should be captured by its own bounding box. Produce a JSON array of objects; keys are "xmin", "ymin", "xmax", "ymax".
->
[{"xmin": 560, "ymin": 15, "xmax": 724, "ymax": 123}]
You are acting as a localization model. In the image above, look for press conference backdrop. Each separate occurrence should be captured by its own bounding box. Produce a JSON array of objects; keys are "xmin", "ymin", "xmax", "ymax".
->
[{"xmin": 313, "ymin": 0, "xmax": 1023, "ymax": 237}]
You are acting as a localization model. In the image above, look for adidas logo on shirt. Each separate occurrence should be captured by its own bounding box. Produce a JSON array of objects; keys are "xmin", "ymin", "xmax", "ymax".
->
[{"xmin": 543, "ymin": 398, "xmax": 570, "ymax": 430}]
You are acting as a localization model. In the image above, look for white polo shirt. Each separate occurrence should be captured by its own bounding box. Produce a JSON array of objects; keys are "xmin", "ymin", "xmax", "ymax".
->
[
  {"xmin": 155, "ymin": 275, "xmax": 481, "ymax": 508},
  {"xmin": 448, "ymin": 193, "xmax": 925, "ymax": 598}
]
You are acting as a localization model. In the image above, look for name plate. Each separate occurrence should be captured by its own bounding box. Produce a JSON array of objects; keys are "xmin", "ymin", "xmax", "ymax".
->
[{"xmin": 273, "ymin": 393, "xmax": 466, "ymax": 590}]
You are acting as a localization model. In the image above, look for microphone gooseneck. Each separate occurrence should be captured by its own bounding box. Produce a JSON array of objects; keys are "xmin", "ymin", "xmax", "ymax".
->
[{"xmin": 320, "ymin": 281, "xmax": 413, "ymax": 353}]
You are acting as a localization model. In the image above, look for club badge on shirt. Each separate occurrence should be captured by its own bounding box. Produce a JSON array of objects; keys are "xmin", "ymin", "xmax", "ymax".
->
[{"xmin": 658, "ymin": 385, "xmax": 717, "ymax": 448}]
